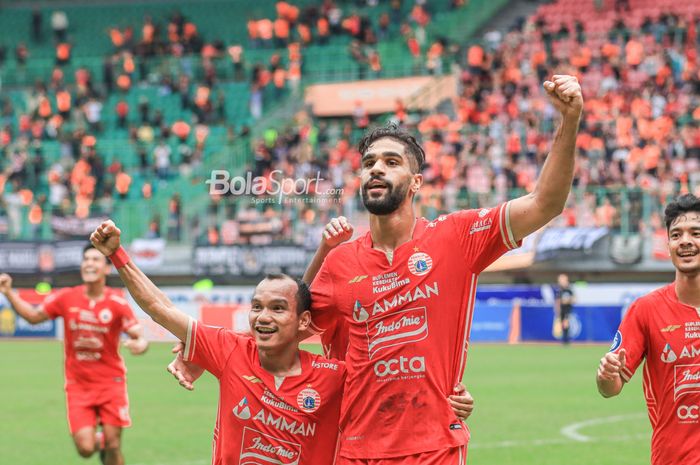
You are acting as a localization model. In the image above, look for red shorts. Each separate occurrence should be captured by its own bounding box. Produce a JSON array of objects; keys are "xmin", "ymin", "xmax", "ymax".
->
[
  {"xmin": 336, "ymin": 445, "xmax": 468, "ymax": 465},
  {"xmin": 65, "ymin": 382, "xmax": 131, "ymax": 434}
]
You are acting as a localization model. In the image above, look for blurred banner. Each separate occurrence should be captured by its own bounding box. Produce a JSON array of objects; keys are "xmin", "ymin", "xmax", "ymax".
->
[
  {"xmin": 130, "ymin": 238, "xmax": 166, "ymax": 269},
  {"xmin": 0, "ymin": 289, "xmax": 56, "ymax": 338},
  {"xmin": 51, "ymin": 214, "xmax": 110, "ymax": 239},
  {"xmin": 470, "ymin": 303, "xmax": 513, "ymax": 342},
  {"xmin": 304, "ymin": 75, "xmax": 458, "ymax": 116},
  {"xmin": 534, "ymin": 227, "xmax": 609, "ymax": 262},
  {"xmin": 193, "ymin": 244, "xmax": 314, "ymax": 277},
  {"xmin": 0, "ymin": 241, "xmax": 84, "ymax": 274},
  {"xmin": 519, "ymin": 305, "xmax": 621, "ymax": 342}
]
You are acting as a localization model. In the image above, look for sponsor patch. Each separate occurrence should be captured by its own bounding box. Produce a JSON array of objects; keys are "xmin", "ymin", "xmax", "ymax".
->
[
  {"xmin": 366, "ymin": 307, "xmax": 428, "ymax": 360},
  {"xmin": 674, "ymin": 364, "xmax": 700, "ymax": 401},
  {"xmin": 239, "ymin": 427, "xmax": 301, "ymax": 465},
  {"xmin": 661, "ymin": 343, "xmax": 678, "ymax": 363},
  {"xmin": 609, "ymin": 330, "xmax": 622, "ymax": 352}
]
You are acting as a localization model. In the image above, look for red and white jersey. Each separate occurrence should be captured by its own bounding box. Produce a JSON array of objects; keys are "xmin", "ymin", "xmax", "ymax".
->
[
  {"xmin": 311, "ymin": 202, "xmax": 519, "ymax": 458},
  {"xmin": 183, "ymin": 319, "xmax": 346, "ymax": 465},
  {"xmin": 42, "ymin": 285, "xmax": 138, "ymax": 385},
  {"xmin": 612, "ymin": 283, "xmax": 700, "ymax": 465}
]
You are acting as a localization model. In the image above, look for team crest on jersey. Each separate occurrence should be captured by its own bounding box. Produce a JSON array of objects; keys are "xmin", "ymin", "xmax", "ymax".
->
[
  {"xmin": 98, "ymin": 309, "xmax": 113, "ymax": 324},
  {"xmin": 297, "ymin": 387, "xmax": 321, "ymax": 413},
  {"xmin": 407, "ymin": 252, "xmax": 432, "ymax": 276},
  {"xmin": 353, "ymin": 300, "xmax": 369, "ymax": 322}
]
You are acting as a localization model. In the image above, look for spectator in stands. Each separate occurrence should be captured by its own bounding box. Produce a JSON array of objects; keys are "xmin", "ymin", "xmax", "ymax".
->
[
  {"xmin": 32, "ymin": 8, "xmax": 42, "ymax": 43},
  {"xmin": 51, "ymin": 10, "xmax": 69, "ymax": 42}
]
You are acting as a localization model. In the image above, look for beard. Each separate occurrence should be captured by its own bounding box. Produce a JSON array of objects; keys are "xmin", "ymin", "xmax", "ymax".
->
[{"xmin": 361, "ymin": 178, "xmax": 410, "ymax": 215}]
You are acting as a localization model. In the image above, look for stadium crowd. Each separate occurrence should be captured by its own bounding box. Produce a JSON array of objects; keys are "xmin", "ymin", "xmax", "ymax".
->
[{"xmin": 1, "ymin": 0, "xmax": 700, "ymax": 245}]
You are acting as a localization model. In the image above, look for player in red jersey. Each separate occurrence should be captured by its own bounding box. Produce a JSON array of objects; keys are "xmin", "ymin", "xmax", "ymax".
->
[
  {"xmin": 89, "ymin": 220, "xmax": 347, "ymax": 465},
  {"xmin": 597, "ymin": 194, "xmax": 700, "ymax": 465},
  {"xmin": 166, "ymin": 74, "xmax": 581, "ymax": 463},
  {"xmin": 0, "ymin": 244, "xmax": 148, "ymax": 465},
  {"xmin": 307, "ymin": 74, "xmax": 582, "ymax": 464}
]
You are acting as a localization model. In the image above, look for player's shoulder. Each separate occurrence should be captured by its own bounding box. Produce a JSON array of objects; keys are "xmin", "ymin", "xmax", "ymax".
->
[
  {"xmin": 105, "ymin": 288, "xmax": 130, "ymax": 307},
  {"xmin": 632, "ymin": 284, "xmax": 674, "ymax": 310},
  {"xmin": 46, "ymin": 285, "xmax": 78, "ymax": 303}
]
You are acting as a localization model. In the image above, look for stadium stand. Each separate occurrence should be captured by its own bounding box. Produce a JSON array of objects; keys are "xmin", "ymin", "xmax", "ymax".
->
[{"xmin": 0, "ymin": 0, "xmax": 698, "ymax": 248}]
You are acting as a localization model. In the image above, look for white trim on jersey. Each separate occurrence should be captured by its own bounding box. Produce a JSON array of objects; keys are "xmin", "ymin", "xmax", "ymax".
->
[
  {"xmin": 642, "ymin": 362, "xmax": 659, "ymax": 428},
  {"xmin": 184, "ymin": 318, "xmax": 196, "ymax": 361},
  {"xmin": 504, "ymin": 201, "xmax": 518, "ymax": 249},
  {"xmin": 456, "ymin": 273, "xmax": 478, "ymax": 385}
]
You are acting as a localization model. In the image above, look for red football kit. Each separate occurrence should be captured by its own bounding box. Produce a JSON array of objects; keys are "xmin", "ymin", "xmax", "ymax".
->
[
  {"xmin": 42, "ymin": 285, "xmax": 138, "ymax": 433},
  {"xmin": 183, "ymin": 319, "xmax": 346, "ymax": 465},
  {"xmin": 311, "ymin": 202, "xmax": 519, "ymax": 459},
  {"xmin": 612, "ymin": 283, "xmax": 700, "ymax": 465}
]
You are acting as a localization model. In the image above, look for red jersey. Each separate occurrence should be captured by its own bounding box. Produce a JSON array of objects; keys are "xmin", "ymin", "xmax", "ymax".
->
[
  {"xmin": 311, "ymin": 202, "xmax": 519, "ymax": 458},
  {"xmin": 42, "ymin": 285, "xmax": 138, "ymax": 385},
  {"xmin": 612, "ymin": 283, "xmax": 700, "ymax": 465},
  {"xmin": 182, "ymin": 319, "xmax": 346, "ymax": 465}
]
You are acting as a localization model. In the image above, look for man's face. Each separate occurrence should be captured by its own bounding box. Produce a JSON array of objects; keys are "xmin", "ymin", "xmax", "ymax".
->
[
  {"xmin": 80, "ymin": 248, "xmax": 111, "ymax": 284},
  {"xmin": 558, "ymin": 274, "xmax": 569, "ymax": 287},
  {"xmin": 360, "ymin": 137, "xmax": 421, "ymax": 215},
  {"xmin": 668, "ymin": 212, "xmax": 700, "ymax": 275},
  {"xmin": 249, "ymin": 278, "xmax": 309, "ymax": 351}
]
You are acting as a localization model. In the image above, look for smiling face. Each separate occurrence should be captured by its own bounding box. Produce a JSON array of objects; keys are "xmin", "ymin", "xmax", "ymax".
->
[
  {"xmin": 80, "ymin": 247, "xmax": 111, "ymax": 284},
  {"xmin": 360, "ymin": 137, "xmax": 422, "ymax": 215},
  {"xmin": 249, "ymin": 277, "xmax": 310, "ymax": 351},
  {"xmin": 668, "ymin": 212, "xmax": 700, "ymax": 275}
]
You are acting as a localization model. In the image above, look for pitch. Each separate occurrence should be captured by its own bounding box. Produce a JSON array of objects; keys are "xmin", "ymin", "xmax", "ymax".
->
[{"xmin": 0, "ymin": 341, "xmax": 650, "ymax": 465}]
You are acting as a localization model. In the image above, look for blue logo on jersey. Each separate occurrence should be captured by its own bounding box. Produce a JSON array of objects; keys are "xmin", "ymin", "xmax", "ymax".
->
[
  {"xmin": 415, "ymin": 260, "xmax": 428, "ymax": 272},
  {"xmin": 303, "ymin": 397, "xmax": 316, "ymax": 409},
  {"xmin": 609, "ymin": 330, "xmax": 622, "ymax": 352}
]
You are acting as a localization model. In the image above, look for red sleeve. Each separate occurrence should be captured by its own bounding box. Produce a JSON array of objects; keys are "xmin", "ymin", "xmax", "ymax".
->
[
  {"xmin": 41, "ymin": 289, "xmax": 69, "ymax": 319},
  {"xmin": 182, "ymin": 319, "xmax": 242, "ymax": 378},
  {"xmin": 108, "ymin": 294, "xmax": 138, "ymax": 331},
  {"xmin": 612, "ymin": 301, "xmax": 647, "ymax": 381},
  {"xmin": 310, "ymin": 253, "xmax": 339, "ymax": 334},
  {"xmin": 451, "ymin": 201, "xmax": 521, "ymax": 273},
  {"xmin": 320, "ymin": 317, "xmax": 349, "ymax": 360}
]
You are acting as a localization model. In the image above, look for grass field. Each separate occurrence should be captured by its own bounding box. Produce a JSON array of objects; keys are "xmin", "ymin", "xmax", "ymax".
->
[{"xmin": 0, "ymin": 341, "xmax": 651, "ymax": 465}]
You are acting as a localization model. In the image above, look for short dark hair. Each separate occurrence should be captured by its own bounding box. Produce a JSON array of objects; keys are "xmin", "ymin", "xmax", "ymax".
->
[
  {"xmin": 358, "ymin": 122, "xmax": 426, "ymax": 173},
  {"xmin": 664, "ymin": 194, "xmax": 700, "ymax": 230},
  {"xmin": 263, "ymin": 273, "xmax": 311, "ymax": 315},
  {"xmin": 82, "ymin": 243, "xmax": 109, "ymax": 264}
]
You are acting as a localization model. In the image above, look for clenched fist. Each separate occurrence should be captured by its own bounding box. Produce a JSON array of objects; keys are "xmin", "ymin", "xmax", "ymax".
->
[
  {"xmin": 90, "ymin": 220, "xmax": 123, "ymax": 257},
  {"xmin": 543, "ymin": 75, "xmax": 583, "ymax": 119}
]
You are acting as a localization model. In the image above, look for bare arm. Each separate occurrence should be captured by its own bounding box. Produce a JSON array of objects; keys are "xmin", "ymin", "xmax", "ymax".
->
[
  {"xmin": 509, "ymin": 75, "xmax": 583, "ymax": 242},
  {"xmin": 90, "ymin": 221, "xmax": 189, "ymax": 341},
  {"xmin": 123, "ymin": 323, "xmax": 149, "ymax": 355},
  {"xmin": 0, "ymin": 274, "xmax": 49, "ymax": 324},
  {"xmin": 302, "ymin": 216, "xmax": 353, "ymax": 284}
]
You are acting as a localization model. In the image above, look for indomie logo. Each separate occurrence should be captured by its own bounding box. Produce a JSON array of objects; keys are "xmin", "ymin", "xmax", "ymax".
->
[
  {"xmin": 674, "ymin": 364, "xmax": 700, "ymax": 401},
  {"xmin": 366, "ymin": 308, "xmax": 428, "ymax": 359},
  {"xmin": 239, "ymin": 427, "xmax": 301, "ymax": 465}
]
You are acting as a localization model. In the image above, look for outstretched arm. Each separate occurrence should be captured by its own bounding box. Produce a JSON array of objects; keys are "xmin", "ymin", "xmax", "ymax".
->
[
  {"xmin": 0, "ymin": 274, "xmax": 49, "ymax": 324},
  {"xmin": 90, "ymin": 220, "xmax": 189, "ymax": 341},
  {"xmin": 509, "ymin": 75, "xmax": 583, "ymax": 242}
]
